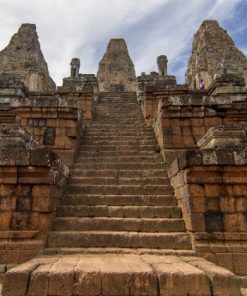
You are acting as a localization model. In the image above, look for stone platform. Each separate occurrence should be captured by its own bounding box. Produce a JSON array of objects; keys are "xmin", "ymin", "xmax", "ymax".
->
[{"xmin": 2, "ymin": 254, "xmax": 242, "ymax": 296}]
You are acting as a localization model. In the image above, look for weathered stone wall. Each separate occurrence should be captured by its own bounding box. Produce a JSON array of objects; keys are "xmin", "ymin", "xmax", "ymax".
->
[
  {"xmin": 142, "ymin": 83, "xmax": 190, "ymax": 124},
  {"xmin": 0, "ymin": 149, "xmax": 68, "ymax": 264},
  {"xmin": 0, "ymin": 74, "xmax": 84, "ymax": 264},
  {"xmin": 0, "ymin": 96, "xmax": 83, "ymax": 166},
  {"xmin": 154, "ymin": 94, "xmax": 247, "ymax": 164},
  {"xmin": 168, "ymin": 148, "xmax": 247, "ymax": 275},
  {"xmin": 58, "ymin": 85, "xmax": 95, "ymax": 121},
  {"xmin": 97, "ymin": 39, "xmax": 136, "ymax": 92}
]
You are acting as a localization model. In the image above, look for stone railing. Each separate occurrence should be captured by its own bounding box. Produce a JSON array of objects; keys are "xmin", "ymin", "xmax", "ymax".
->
[
  {"xmin": 0, "ymin": 148, "xmax": 69, "ymax": 264},
  {"xmin": 168, "ymin": 147, "xmax": 247, "ymax": 275}
]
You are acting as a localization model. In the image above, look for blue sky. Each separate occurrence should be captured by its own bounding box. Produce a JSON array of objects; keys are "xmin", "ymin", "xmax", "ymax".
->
[{"xmin": 0, "ymin": 0, "xmax": 246, "ymax": 85}]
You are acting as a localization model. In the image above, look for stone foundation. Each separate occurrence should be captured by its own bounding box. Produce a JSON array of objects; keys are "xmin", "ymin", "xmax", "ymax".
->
[
  {"xmin": 0, "ymin": 148, "xmax": 68, "ymax": 264},
  {"xmin": 168, "ymin": 148, "xmax": 247, "ymax": 275}
]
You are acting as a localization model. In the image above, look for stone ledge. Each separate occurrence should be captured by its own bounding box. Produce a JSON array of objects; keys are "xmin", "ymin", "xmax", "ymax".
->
[
  {"xmin": 168, "ymin": 148, "xmax": 247, "ymax": 177},
  {"xmin": 0, "ymin": 231, "xmax": 38, "ymax": 240},
  {"xmin": 197, "ymin": 125, "xmax": 246, "ymax": 149},
  {"xmin": 0, "ymin": 148, "xmax": 69, "ymax": 186},
  {"xmin": 2, "ymin": 254, "xmax": 241, "ymax": 296},
  {"xmin": 159, "ymin": 94, "xmax": 247, "ymax": 108}
]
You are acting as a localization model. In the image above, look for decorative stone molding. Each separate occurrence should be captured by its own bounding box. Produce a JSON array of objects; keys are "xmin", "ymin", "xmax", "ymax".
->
[{"xmin": 197, "ymin": 125, "xmax": 246, "ymax": 149}]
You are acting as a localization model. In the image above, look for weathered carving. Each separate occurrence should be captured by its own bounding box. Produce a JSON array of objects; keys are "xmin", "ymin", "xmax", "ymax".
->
[
  {"xmin": 157, "ymin": 55, "xmax": 168, "ymax": 76},
  {"xmin": 70, "ymin": 58, "xmax": 80, "ymax": 78}
]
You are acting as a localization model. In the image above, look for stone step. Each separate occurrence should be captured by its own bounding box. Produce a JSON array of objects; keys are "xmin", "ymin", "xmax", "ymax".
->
[
  {"xmin": 77, "ymin": 150, "xmax": 159, "ymax": 156},
  {"xmin": 90, "ymin": 118, "xmax": 147, "ymax": 122},
  {"xmin": 73, "ymin": 162, "xmax": 165, "ymax": 170},
  {"xmin": 86, "ymin": 129, "xmax": 152, "ymax": 134},
  {"xmin": 94, "ymin": 112, "xmax": 142, "ymax": 116},
  {"xmin": 85, "ymin": 132, "xmax": 154, "ymax": 138},
  {"xmin": 52, "ymin": 217, "xmax": 185, "ymax": 232},
  {"xmin": 88, "ymin": 123, "xmax": 151, "ymax": 128},
  {"xmin": 83, "ymin": 135, "xmax": 156, "ymax": 141},
  {"xmin": 82, "ymin": 139, "xmax": 157, "ymax": 145},
  {"xmin": 79, "ymin": 144, "xmax": 159, "ymax": 152},
  {"xmin": 94, "ymin": 109, "xmax": 142, "ymax": 113},
  {"xmin": 75, "ymin": 156, "xmax": 162, "ymax": 164},
  {"xmin": 43, "ymin": 247, "xmax": 197, "ymax": 256},
  {"xmin": 3, "ymin": 254, "xmax": 242, "ymax": 296},
  {"xmin": 57, "ymin": 205, "xmax": 181, "ymax": 219},
  {"xmin": 70, "ymin": 169, "xmax": 166, "ymax": 178},
  {"xmin": 88, "ymin": 123, "xmax": 151, "ymax": 127},
  {"xmin": 47, "ymin": 231, "xmax": 192, "ymax": 249},
  {"xmin": 66, "ymin": 184, "xmax": 173, "ymax": 195},
  {"xmin": 60, "ymin": 194, "xmax": 177, "ymax": 207},
  {"xmin": 69, "ymin": 176, "xmax": 170, "ymax": 186}
]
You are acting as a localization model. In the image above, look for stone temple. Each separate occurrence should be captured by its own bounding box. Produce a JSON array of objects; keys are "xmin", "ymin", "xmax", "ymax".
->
[{"xmin": 0, "ymin": 20, "xmax": 247, "ymax": 295}]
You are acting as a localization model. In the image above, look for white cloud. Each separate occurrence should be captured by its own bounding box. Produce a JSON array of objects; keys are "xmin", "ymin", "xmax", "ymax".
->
[{"xmin": 0, "ymin": 0, "xmax": 245, "ymax": 85}]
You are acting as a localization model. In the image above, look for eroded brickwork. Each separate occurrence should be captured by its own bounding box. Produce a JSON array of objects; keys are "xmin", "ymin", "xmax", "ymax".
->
[
  {"xmin": 168, "ymin": 149, "xmax": 247, "ymax": 275},
  {"xmin": 0, "ymin": 149, "xmax": 68, "ymax": 264}
]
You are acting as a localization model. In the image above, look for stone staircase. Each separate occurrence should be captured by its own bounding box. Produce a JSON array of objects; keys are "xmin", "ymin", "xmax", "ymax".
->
[
  {"xmin": 46, "ymin": 91, "xmax": 192, "ymax": 254},
  {"xmin": 3, "ymin": 92, "xmax": 245, "ymax": 296}
]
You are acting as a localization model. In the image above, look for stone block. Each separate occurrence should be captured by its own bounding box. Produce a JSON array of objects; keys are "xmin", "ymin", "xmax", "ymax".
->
[
  {"xmin": 238, "ymin": 213, "xmax": 247, "ymax": 232},
  {"xmin": 205, "ymin": 213, "xmax": 223, "ymax": 232},
  {"xmin": 223, "ymin": 213, "xmax": 239, "ymax": 232},
  {"xmin": 16, "ymin": 196, "xmax": 32, "ymax": 211},
  {"xmin": 11, "ymin": 212, "xmax": 29, "ymax": 230},
  {"xmin": 205, "ymin": 197, "xmax": 220, "ymax": 212},
  {"xmin": 32, "ymin": 195, "xmax": 56, "ymax": 212},
  {"xmin": 188, "ymin": 195, "xmax": 205, "ymax": 213},
  {"xmin": 182, "ymin": 256, "xmax": 241, "ymax": 296},
  {"xmin": 30, "ymin": 148, "xmax": 58, "ymax": 166},
  {"xmin": 0, "ymin": 196, "xmax": 16, "ymax": 211},
  {"xmin": 148, "ymin": 257, "xmax": 210, "ymax": 296},
  {"xmin": 18, "ymin": 166, "xmax": 51, "ymax": 184},
  {"xmin": 30, "ymin": 212, "xmax": 54, "ymax": 233},
  {"xmin": 190, "ymin": 213, "xmax": 206, "ymax": 231},
  {"xmin": 43, "ymin": 127, "xmax": 55, "ymax": 145},
  {"xmin": 48, "ymin": 258, "xmax": 77, "ymax": 296},
  {"xmin": 219, "ymin": 197, "xmax": 235, "ymax": 213},
  {"xmin": 216, "ymin": 253, "xmax": 234, "ymax": 272},
  {"xmin": 0, "ymin": 211, "xmax": 12, "ymax": 230},
  {"xmin": 0, "ymin": 149, "xmax": 30, "ymax": 166},
  {"xmin": 27, "ymin": 263, "xmax": 53, "ymax": 296},
  {"xmin": 233, "ymin": 253, "xmax": 247, "ymax": 275},
  {"xmin": 204, "ymin": 184, "xmax": 221, "ymax": 197}
]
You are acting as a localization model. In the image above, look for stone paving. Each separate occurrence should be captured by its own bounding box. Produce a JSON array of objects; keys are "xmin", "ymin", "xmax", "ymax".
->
[{"xmin": 2, "ymin": 254, "xmax": 242, "ymax": 296}]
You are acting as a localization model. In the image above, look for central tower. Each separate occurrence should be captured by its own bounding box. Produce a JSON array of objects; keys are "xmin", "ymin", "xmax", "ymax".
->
[{"xmin": 97, "ymin": 38, "xmax": 136, "ymax": 92}]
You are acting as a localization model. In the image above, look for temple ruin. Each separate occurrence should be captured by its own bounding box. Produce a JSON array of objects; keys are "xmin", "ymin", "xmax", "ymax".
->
[{"xmin": 0, "ymin": 20, "xmax": 247, "ymax": 295}]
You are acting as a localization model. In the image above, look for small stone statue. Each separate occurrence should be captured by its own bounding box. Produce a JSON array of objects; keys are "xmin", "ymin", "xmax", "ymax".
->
[
  {"xmin": 157, "ymin": 55, "xmax": 168, "ymax": 76},
  {"xmin": 70, "ymin": 58, "xmax": 80, "ymax": 78}
]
